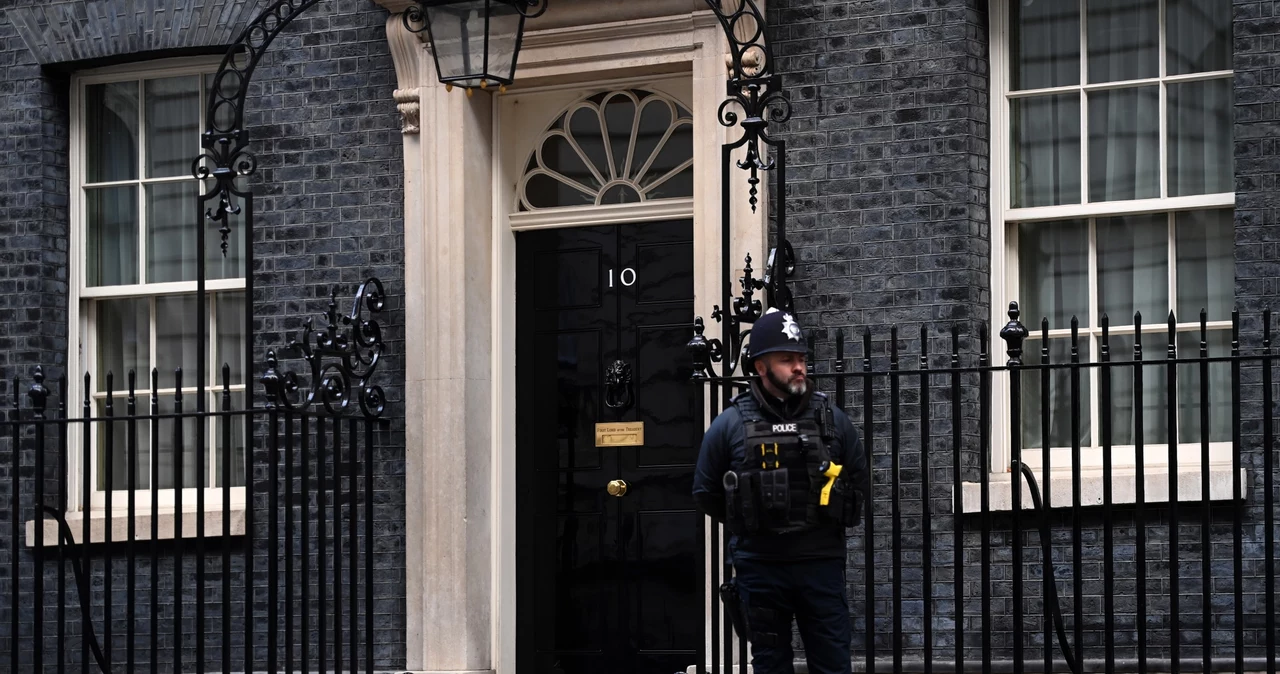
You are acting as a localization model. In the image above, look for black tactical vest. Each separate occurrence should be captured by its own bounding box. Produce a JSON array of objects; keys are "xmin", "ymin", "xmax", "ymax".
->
[{"xmin": 722, "ymin": 390, "xmax": 844, "ymax": 536}]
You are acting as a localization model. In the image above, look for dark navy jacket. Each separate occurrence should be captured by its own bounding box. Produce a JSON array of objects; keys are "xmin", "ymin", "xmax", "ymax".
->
[{"xmin": 692, "ymin": 384, "xmax": 866, "ymax": 561}]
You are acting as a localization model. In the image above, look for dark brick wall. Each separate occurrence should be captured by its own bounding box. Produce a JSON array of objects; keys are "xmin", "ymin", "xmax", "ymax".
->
[
  {"xmin": 767, "ymin": 0, "xmax": 993, "ymax": 663},
  {"xmin": 0, "ymin": 4, "xmax": 70, "ymax": 395},
  {"xmin": 245, "ymin": 0, "xmax": 406, "ymax": 666},
  {"xmin": 3, "ymin": 0, "xmax": 1278, "ymax": 669},
  {"xmin": 0, "ymin": 0, "xmax": 406, "ymax": 670},
  {"xmin": 0, "ymin": 2, "xmax": 72, "ymax": 666},
  {"xmin": 765, "ymin": 0, "xmax": 1280, "ymax": 669},
  {"xmin": 6, "ymin": 0, "xmax": 266, "ymax": 65}
]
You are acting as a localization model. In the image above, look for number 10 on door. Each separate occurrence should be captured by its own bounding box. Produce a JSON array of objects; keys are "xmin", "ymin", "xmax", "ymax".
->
[{"xmin": 608, "ymin": 268, "xmax": 636, "ymax": 288}]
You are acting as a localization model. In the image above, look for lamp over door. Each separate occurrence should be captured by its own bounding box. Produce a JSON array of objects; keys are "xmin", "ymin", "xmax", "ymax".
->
[{"xmin": 406, "ymin": 0, "xmax": 547, "ymax": 95}]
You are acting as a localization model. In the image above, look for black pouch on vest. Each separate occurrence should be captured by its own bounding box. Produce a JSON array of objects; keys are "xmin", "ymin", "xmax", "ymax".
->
[
  {"xmin": 758, "ymin": 468, "xmax": 790, "ymax": 529},
  {"xmin": 724, "ymin": 471, "xmax": 764, "ymax": 535},
  {"xmin": 846, "ymin": 485, "xmax": 863, "ymax": 526},
  {"xmin": 834, "ymin": 479, "xmax": 862, "ymax": 527}
]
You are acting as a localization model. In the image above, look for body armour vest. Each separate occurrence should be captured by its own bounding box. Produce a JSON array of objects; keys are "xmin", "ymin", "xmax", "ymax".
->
[{"xmin": 722, "ymin": 390, "xmax": 844, "ymax": 536}]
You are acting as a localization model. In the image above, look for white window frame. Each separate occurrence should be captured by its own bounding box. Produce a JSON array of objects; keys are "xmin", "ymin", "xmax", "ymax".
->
[
  {"xmin": 989, "ymin": 0, "xmax": 1235, "ymax": 477},
  {"xmin": 69, "ymin": 56, "xmax": 246, "ymax": 516}
]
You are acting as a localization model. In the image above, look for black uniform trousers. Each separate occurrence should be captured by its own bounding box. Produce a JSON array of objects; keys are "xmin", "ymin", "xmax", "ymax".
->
[{"xmin": 733, "ymin": 555, "xmax": 852, "ymax": 674}]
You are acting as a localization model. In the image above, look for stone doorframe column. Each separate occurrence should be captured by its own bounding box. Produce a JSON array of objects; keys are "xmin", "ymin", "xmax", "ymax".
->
[{"xmin": 379, "ymin": 2, "xmax": 766, "ymax": 671}]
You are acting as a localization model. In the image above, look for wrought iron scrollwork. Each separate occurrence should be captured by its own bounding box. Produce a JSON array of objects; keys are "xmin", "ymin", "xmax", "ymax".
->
[
  {"xmin": 691, "ymin": 1, "xmax": 797, "ymax": 374},
  {"xmin": 704, "ymin": 0, "xmax": 791, "ymax": 214},
  {"xmin": 195, "ymin": 0, "xmax": 325, "ymax": 253},
  {"xmin": 261, "ymin": 277, "xmax": 388, "ymax": 419},
  {"xmin": 603, "ymin": 360, "xmax": 634, "ymax": 410},
  {"xmin": 689, "ymin": 252, "xmax": 771, "ymax": 380}
]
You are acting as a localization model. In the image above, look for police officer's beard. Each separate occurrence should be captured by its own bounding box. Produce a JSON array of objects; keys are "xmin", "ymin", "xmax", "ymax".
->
[{"xmin": 767, "ymin": 368, "xmax": 807, "ymax": 398}]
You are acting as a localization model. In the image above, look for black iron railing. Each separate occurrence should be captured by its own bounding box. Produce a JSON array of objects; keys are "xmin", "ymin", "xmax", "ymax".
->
[
  {"xmin": 0, "ymin": 279, "xmax": 391, "ymax": 674},
  {"xmin": 2, "ymin": 378, "xmax": 389, "ymax": 673},
  {"xmin": 692, "ymin": 302, "xmax": 1279, "ymax": 674}
]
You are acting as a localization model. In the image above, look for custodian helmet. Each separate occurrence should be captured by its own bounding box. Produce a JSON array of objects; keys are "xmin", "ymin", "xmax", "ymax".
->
[{"xmin": 748, "ymin": 309, "xmax": 808, "ymax": 360}]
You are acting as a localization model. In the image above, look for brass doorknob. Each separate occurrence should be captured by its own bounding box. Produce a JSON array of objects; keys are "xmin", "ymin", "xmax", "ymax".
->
[{"xmin": 607, "ymin": 479, "xmax": 629, "ymax": 497}]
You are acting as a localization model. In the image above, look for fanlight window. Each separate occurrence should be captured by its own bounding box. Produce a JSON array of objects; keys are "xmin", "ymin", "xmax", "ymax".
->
[{"xmin": 518, "ymin": 89, "xmax": 693, "ymax": 211}]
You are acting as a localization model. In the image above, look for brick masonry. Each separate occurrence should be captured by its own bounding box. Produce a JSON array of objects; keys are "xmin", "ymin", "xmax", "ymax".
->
[
  {"xmin": 1, "ymin": 0, "xmax": 1279, "ymax": 669},
  {"xmin": 0, "ymin": 0, "xmax": 407, "ymax": 669},
  {"xmin": 7, "ymin": 0, "xmax": 266, "ymax": 65},
  {"xmin": 764, "ymin": 0, "xmax": 1280, "ymax": 669},
  {"xmin": 766, "ymin": 0, "xmax": 994, "ymax": 660}
]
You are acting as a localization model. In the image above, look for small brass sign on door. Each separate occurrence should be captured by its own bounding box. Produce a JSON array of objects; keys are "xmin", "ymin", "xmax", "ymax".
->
[{"xmin": 595, "ymin": 421, "xmax": 644, "ymax": 447}]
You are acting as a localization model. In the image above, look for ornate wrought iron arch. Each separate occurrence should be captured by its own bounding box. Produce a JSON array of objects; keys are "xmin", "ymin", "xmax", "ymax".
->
[
  {"xmin": 188, "ymin": 0, "xmax": 795, "ymax": 385},
  {"xmin": 192, "ymin": 0, "xmax": 375, "ymax": 417},
  {"xmin": 196, "ymin": 0, "xmax": 326, "ymax": 244},
  {"xmin": 690, "ymin": 0, "xmax": 796, "ymax": 380}
]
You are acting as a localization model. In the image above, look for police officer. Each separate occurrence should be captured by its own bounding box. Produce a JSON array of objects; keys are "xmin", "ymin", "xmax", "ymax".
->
[{"xmin": 692, "ymin": 309, "xmax": 866, "ymax": 674}]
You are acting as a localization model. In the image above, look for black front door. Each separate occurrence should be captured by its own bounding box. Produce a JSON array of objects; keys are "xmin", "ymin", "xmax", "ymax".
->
[{"xmin": 515, "ymin": 220, "xmax": 701, "ymax": 674}]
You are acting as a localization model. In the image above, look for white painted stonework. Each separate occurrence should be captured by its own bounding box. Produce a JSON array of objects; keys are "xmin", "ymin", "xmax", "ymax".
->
[{"xmin": 376, "ymin": 1, "xmax": 767, "ymax": 671}]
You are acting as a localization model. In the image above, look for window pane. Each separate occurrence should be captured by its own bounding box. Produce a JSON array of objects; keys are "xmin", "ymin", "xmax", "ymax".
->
[
  {"xmin": 85, "ymin": 81, "xmax": 139, "ymax": 183},
  {"xmin": 640, "ymin": 123, "xmax": 692, "ymax": 190},
  {"xmin": 603, "ymin": 94, "xmax": 636, "ymax": 179},
  {"xmin": 1012, "ymin": 95, "xmax": 1081, "ymax": 208},
  {"xmin": 600, "ymin": 184, "xmax": 642, "ymax": 205},
  {"xmin": 154, "ymin": 405, "xmax": 197, "ymax": 489},
  {"xmin": 540, "ymin": 133, "xmax": 601, "ymax": 192},
  {"xmin": 216, "ymin": 292, "xmax": 246, "ymax": 384},
  {"xmin": 1021, "ymin": 337, "xmax": 1092, "ymax": 449},
  {"xmin": 1088, "ymin": 87, "xmax": 1160, "ymax": 202},
  {"xmin": 1018, "ymin": 220, "xmax": 1089, "ymax": 330},
  {"xmin": 1105, "ymin": 333, "xmax": 1170, "ymax": 446},
  {"xmin": 144, "ymin": 76, "xmax": 200, "ymax": 179},
  {"xmin": 212, "ymin": 392, "xmax": 246, "ymax": 488},
  {"xmin": 525, "ymin": 172, "xmax": 595, "ymax": 209},
  {"xmin": 1097, "ymin": 214, "xmax": 1169, "ymax": 324},
  {"xmin": 646, "ymin": 166, "xmax": 694, "ymax": 201},
  {"xmin": 1177, "ymin": 330, "xmax": 1231, "ymax": 444},
  {"xmin": 146, "ymin": 181, "xmax": 198, "ymax": 282},
  {"xmin": 1011, "ymin": 0, "xmax": 1080, "ymax": 90},
  {"xmin": 569, "ymin": 107, "xmax": 608, "ymax": 180},
  {"xmin": 633, "ymin": 100, "xmax": 673, "ymax": 180},
  {"xmin": 155, "ymin": 295, "xmax": 199, "ymax": 382},
  {"xmin": 1168, "ymin": 78, "xmax": 1233, "ymax": 197},
  {"xmin": 1167, "ymin": 0, "xmax": 1232, "ymax": 75},
  {"xmin": 95, "ymin": 298, "xmax": 149, "ymax": 390},
  {"xmin": 86, "ymin": 186, "xmax": 139, "ymax": 286},
  {"xmin": 96, "ymin": 401, "xmax": 151, "ymax": 491},
  {"xmin": 1087, "ymin": 0, "xmax": 1158, "ymax": 83},
  {"xmin": 1176, "ymin": 209, "xmax": 1234, "ymax": 322}
]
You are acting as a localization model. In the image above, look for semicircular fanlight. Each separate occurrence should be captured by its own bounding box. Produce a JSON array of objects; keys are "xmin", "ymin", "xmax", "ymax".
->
[{"xmin": 518, "ymin": 89, "xmax": 693, "ymax": 211}]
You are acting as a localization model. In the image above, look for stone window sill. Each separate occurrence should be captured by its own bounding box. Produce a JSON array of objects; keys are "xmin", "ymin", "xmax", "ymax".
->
[
  {"xmin": 960, "ymin": 465, "xmax": 1246, "ymax": 513},
  {"xmin": 25, "ymin": 508, "xmax": 246, "ymax": 547}
]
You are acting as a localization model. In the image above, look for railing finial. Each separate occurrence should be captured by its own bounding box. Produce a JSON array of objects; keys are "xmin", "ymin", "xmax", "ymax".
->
[
  {"xmin": 1000, "ymin": 301, "xmax": 1028, "ymax": 366},
  {"xmin": 27, "ymin": 365, "xmax": 48, "ymax": 413}
]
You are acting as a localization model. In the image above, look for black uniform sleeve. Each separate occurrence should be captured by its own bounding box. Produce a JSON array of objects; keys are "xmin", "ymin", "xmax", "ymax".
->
[
  {"xmin": 692, "ymin": 406, "xmax": 740, "ymax": 522},
  {"xmin": 834, "ymin": 406, "xmax": 866, "ymax": 488}
]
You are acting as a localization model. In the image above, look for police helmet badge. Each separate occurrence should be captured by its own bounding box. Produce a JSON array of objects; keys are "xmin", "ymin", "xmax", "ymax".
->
[{"xmin": 781, "ymin": 313, "xmax": 802, "ymax": 342}]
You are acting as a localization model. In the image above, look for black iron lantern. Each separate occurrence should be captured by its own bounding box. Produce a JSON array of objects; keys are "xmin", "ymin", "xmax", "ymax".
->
[{"xmin": 406, "ymin": 0, "xmax": 547, "ymax": 95}]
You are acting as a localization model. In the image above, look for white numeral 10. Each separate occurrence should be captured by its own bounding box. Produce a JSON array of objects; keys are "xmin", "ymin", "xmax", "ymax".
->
[{"xmin": 608, "ymin": 267, "xmax": 637, "ymax": 288}]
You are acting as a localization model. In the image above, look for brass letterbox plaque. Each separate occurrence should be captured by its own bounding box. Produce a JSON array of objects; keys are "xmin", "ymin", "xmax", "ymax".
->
[{"xmin": 595, "ymin": 421, "xmax": 645, "ymax": 447}]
